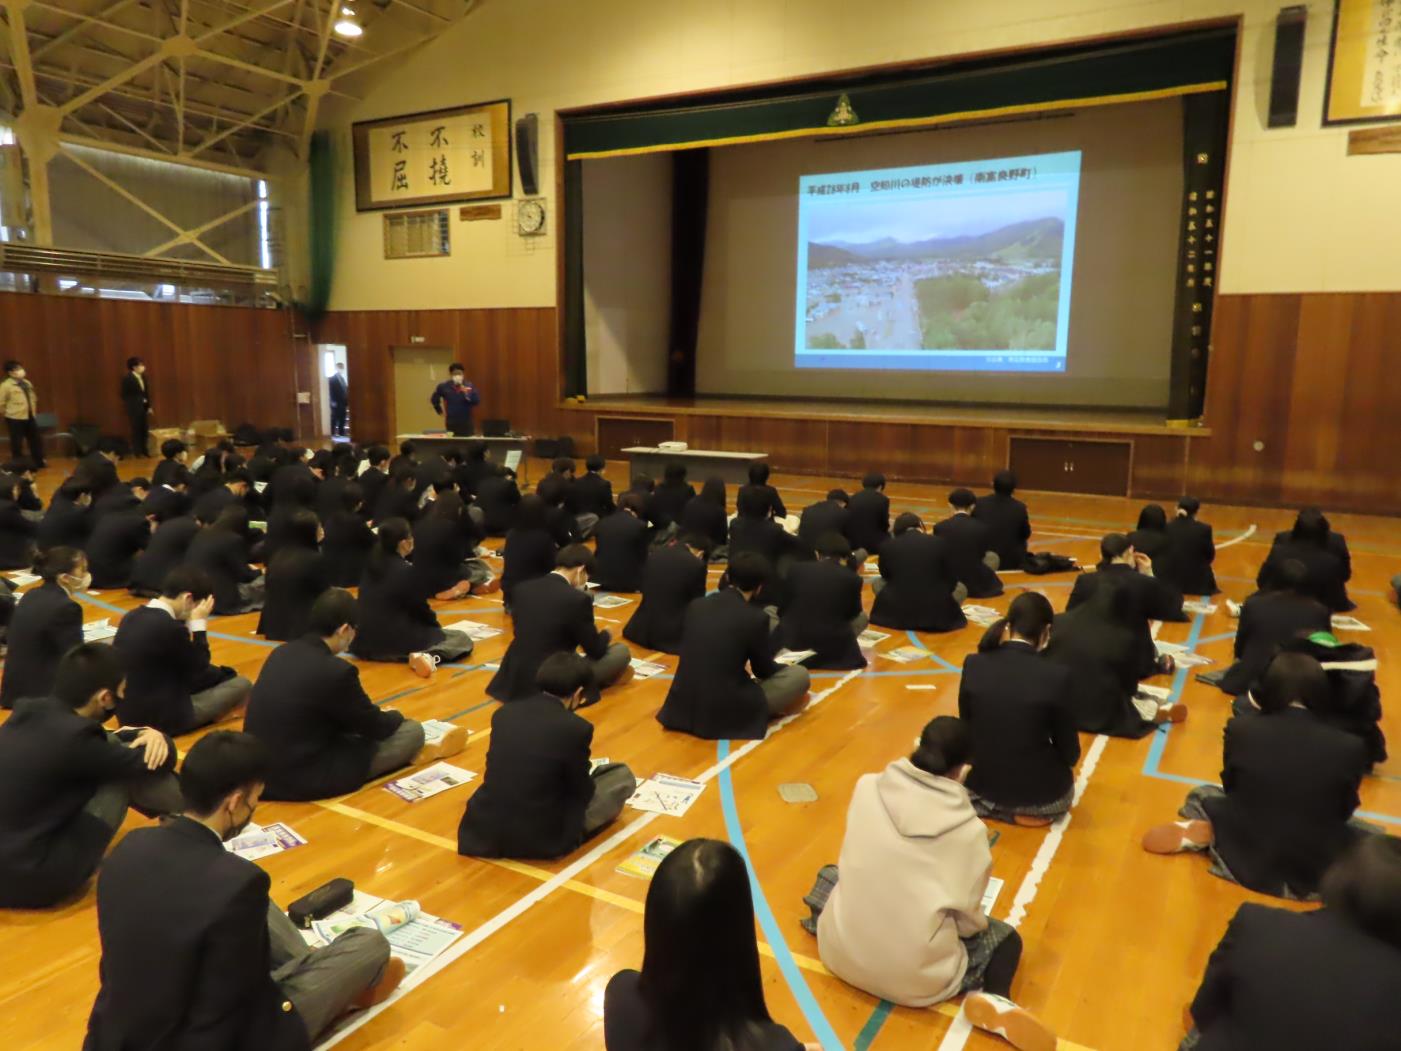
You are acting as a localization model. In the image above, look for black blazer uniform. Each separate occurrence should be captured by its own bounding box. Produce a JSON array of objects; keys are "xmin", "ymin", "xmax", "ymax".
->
[
  {"xmin": 869, "ymin": 530, "xmax": 965, "ymax": 633},
  {"xmin": 458, "ymin": 693, "xmax": 597, "ymax": 859},
  {"xmin": 0, "ymin": 697, "xmax": 173, "ymax": 909},
  {"xmin": 972, "ymin": 491, "xmax": 1031, "ymax": 570},
  {"xmin": 244, "ymin": 636, "xmax": 405, "ymax": 800},
  {"xmin": 1203, "ymin": 708, "xmax": 1369, "ymax": 898},
  {"xmin": 151, "ymin": 460, "xmax": 185, "ymax": 489},
  {"xmin": 1164, "ymin": 515, "xmax": 1218, "ymax": 595},
  {"xmin": 475, "ymin": 474, "xmax": 521, "ymax": 535},
  {"xmin": 315, "ymin": 474, "xmax": 350, "ymax": 521},
  {"xmin": 1258, "ymin": 536, "xmax": 1352, "ymax": 612},
  {"xmin": 1068, "ymin": 563, "xmax": 1184, "ymax": 678},
  {"xmin": 86, "ymin": 510, "xmax": 150, "ymax": 588},
  {"xmin": 958, "ymin": 643, "xmax": 1080, "ymax": 808},
  {"xmin": 1043, "ymin": 602, "xmax": 1153, "ymax": 738},
  {"xmin": 739, "ymin": 482, "xmax": 787, "ymax": 521},
  {"xmin": 727, "ymin": 515, "xmax": 790, "ymax": 565},
  {"xmin": 1190, "ymin": 904, "xmax": 1401, "ymax": 1051},
  {"xmin": 591, "ymin": 512, "xmax": 650, "ymax": 593},
  {"xmin": 658, "ymin": 589, "xmax": 781, "ymax": 741},
  {"xmin": 488, "ymin": 573, "xmax": 612, "ymax": 703},
  {"xmin": 623, "ymin": 544, "xmax": 708, "ymax": 654},
  {"xmin": 128, "ymin": 516, "xmax": 199, "ymax": 595},
  {"xmin": 678, "ymin": 497, "xmax": 728, "ymax": 549},
  {"xmin": 501, "ymin": 526, "xmax": 558, "ymax": 608},
  {"xmin": 1219, "ymin": 590, "xmax": 1332, "ymax": 697},
  {"xmin": 349, "ymin": 555, "xmax": 446, "ymax": 661},
  {"xmin": 372, "ymin": 485, "xmax": 419, "ymax": 528},
  {"xmin": 933, "ymin": 513, "xmax": 1004, "ymax": 598},
  {"xmin": 845, "ymin": 488, "xmax": 891, "ymax": 555},
  {"xmin": 798, "ymin": 499, "xmax": 850, "ymax": 553},
  {"xmin": 410, "ymin": 516, "xmax": 480, "ymax": 597},
  {"xmin": 357, "ymin": 465, "xmax": 389, "ymax": 515},
  {"xmin": 267, "ymin": 462, "xmax": 318, "ymax": 510},
  {"xmin": 83, "ymin": 817, "xmax": 308, "ymax": 1051},
  {"xmin": 568, "ymin": 472, "xmax": 615, "ymax": 519},
  {"xmin": 0, "ymin": 581, "xmax": 83, "ymax": 708},
  {"xmin": 191, "ymin": 484, "xmax": 239, "ymax": 524},
  {"xmin": 77, "ymin": 452, "xmax": 120, "ymax": 498},
  {"xmin": 185, "ymin": 528, "xmax": 258, "ymax": 614},
  {"xmin": 0, "ymin": 497, "xmax": 37, "ymax": 569},
  {"xmin": 777, "ymin": 559, "xmax": 866, "ymax": 669},
  {"xmin": 119, "ymin": 371, "xmax": 150, "ymax": 421},
  {"xmin": 38, "ymin": 494, "xmax": 93, "ymax": 552},
  {"xmin": 321, "ymin": 510, "xmax": 376, "ymax": 588},
  {"xmin": 112, "ymin": 605, "xmax": 223, "ymax": 735},
  {"xmin": 144, "ymin": 485, "xmax": 191, "ymax": 522},
  {"xmin": 256, "ymin": 547, "xmax": 330, "ymax": 642},
  {"xmin": 645, "ymin": 482, "xmax": 695, "ymax": 530}
]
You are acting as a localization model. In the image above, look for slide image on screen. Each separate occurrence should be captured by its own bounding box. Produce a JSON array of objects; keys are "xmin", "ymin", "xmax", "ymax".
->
[{"xmin": 796, "ymin": 151, "xmax": 1081, "ymax": 373}]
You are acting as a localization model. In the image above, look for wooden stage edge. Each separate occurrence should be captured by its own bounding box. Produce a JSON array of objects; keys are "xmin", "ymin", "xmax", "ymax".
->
[{"xmin": 566, "ymin": 395, "xmax": 1211, "ymax": 437}]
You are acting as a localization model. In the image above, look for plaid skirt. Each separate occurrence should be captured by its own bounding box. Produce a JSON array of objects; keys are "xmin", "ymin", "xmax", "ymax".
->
[{"xmin": 969, "ymin": 784, "xmax": 1074, "ymax": 824}]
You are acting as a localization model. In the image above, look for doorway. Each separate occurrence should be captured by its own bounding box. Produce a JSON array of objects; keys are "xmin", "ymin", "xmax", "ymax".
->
[
  {"xmin": 318, "ymin": 344, "xmax": 349, "ymax": 441},
  {"xmin": 391, "ymin": 345, "xmax": 454, "ymax": 439}
]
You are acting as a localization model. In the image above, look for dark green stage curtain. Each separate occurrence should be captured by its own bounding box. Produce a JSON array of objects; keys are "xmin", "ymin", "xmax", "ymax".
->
[
  {"xmin": 667, "ymin": 149, "xmax": 709, "ymax": 397},
  {"xmin": 299, "ymin": 130, "xmax": 337, "ymax": 320},
  {"xmin": 562, "ymin": 159, "xmax": 587, "ymax": 398}
]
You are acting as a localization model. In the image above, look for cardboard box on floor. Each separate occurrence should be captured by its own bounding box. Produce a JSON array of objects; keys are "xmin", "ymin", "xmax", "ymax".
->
[{"xmin": 186, "ymin": 419, "xmax": 229, "ymax": 452}]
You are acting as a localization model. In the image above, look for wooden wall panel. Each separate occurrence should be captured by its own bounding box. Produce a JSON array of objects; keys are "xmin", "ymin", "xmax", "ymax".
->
[{"xmin": 0, "ymin": 292, "xmax": 298, "ymax": 443}]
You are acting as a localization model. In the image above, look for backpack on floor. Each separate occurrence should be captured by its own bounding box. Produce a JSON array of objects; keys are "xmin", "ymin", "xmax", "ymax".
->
[{"xmin": 1023, "ymin": 552, "xmax": 1081, "ymax": 576}]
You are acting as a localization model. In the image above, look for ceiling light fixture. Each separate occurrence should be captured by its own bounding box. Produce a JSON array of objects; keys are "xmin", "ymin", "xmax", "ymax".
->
[{"xmin": 334, "ymin": 5, "xmax": 363, "ymax": 37}]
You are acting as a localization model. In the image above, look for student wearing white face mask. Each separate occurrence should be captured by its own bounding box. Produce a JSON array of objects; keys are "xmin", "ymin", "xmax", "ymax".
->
[
  {"xmin": 0, "ymin": 360, "xmax": 44, "ymax": 468},
  {"xmin": 0, "ymin": 546, "xmax": 90, "ymax": 709}
]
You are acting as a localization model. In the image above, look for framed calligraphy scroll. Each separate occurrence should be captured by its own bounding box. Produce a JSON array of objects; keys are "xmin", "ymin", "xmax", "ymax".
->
[
  {"xmin": 1325, "ymin": 0, "xmax": 1401, "ymax": 125},
  {"xmin": 352, "ymin": 99, "xmax": 512, "ymax": 211}
]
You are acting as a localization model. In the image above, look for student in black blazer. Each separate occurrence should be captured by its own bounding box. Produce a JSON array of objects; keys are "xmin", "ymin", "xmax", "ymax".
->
[
  {"xmin": 4, "ymin": 457, "xmax": 42, "ymax": 518},
  {"xmin": 453, "ymin": 442, "xmax": 493, "ymax": 499},
  {"xmin": 475, "ymin": 466, "xmax": 521, "ymax": 535},
  {"xmin": 568, "ymin": 454, "xmax": 616, "ymax": 522},
  {"xmin": 185, "ymin": 504, "xmax": 264, "ymax": 614},
  {"xmin": 85, "ymin": 503, "xmax": 155, "ymax": 589},
  {"xmin": 728, "ymin": 484, "xmax": 794, "ymax": 568},
  {"xmin": 738, "ymin": 461, "xmax": 787, "ymax": 521},
  {"xmin": 538, "ymin": 473, "xmax": 581, "ymax": 547},
  {"xmin": 500, "ymin": 494, "xmax": 559, "ymax": 608},
  {"xmin": 1143, "ymin": 652, "xmax": 1372, "ymax": 899},
  {"xmin": 409, "ymin": 491, "xmax": 493, "ymax": 601},
  {"xmin": 488, "ymin": 545, "xmax": 633, "ymax": 704},
  {"xmin": 247, "ymin": 590, "xmax": 466, "ymax": 800},
  {"xmin": 119, "ymin": 357, "xmax": 152, "ymax": 458},
  {"xmin": 1, "ymin": 546, "xmax": 87, "ymax": 709},
  {"xmin": 0, "ymin": 643, "xmax": 179, "ymax": 909},
  {"xmin": 678, "ymin": 476, "xmax": 729, "ymax": 557},
  {"xmin": 1183, "ymin": 836, "xmax": 1401, "ymax": 1051},
  {"xmin": 356, "ymin": 444, "xmax": 391, "ymax": 513},
  {"xmin": 112, "ymin": 567, "xmax": 250, "ymax": 735},
  {"xmin": 1258, "ymin": 508, "xmax": 1354, "ymax": 612},
  {"xmin": 591, "ymin": 493, "xmax": 651, "ymax": 593},
  {"xmin": 322, "ymin": 481, "xmax": 376, "ymax": 588},
  {"xmin": 256, "ymin": 509, "xmax": 328, "ymax": 641},
  {"xmin": 461, "ymin": 652, "xmax": 637, "ymax": 860},
  {"xmin": 777, "ymin": 533, "xmax": 867, "ymax": 670},
  {"xmin": 845, "ymin": 472, "xmax": 891, "ymax": 556},
  {"xmin": 1163, "ymin": 496, "xmax": 1218, "ymax": 596},
  {"xmin": 349, "ymin": 519, "xmax": 473, "ymax": 677},
  {"xmin": 1219, "ymin": 559, "xmax": 1332, "ymax": 697},
  {"xmin": 973, "ymin": 470, "xmax": 1032, "ymax": 571},
  {"xmin": 150, "ymin": 438, "xmax": 188, "ymax": 488},
  {"xmin": 143, "ymin": 469, "xmax": 192, "ymax": 523},
  {"xmin": 191, "ymin": 466, "xmax": 253, "ymax": 525},
  {"xmin": 372, "ymin": 460, "xmax": 420, "ymax": 526},
  {"xmin": 646, "ymin": 462, "xmax": 696, "ymax": 534},
  {"xmin": 0, "ymin": 472, "xmax": 37, "ymax": 569},
  {"xmin": 38, "ymin": 478, "xmax": 94, "ymax": 552},
  {"xmin": 83, "ymin": 732, "xmax": 404, "ymax": 1049},
  {"xmin": 658, "ymin": 554, "xmax": 811, "ymax": 740},
  {"xmin": 76, "ymin": 443, "xmax": 121, "ymax": 500},
  {"xmin": 934, "ymin": 489, "xmax": 1004, "ymax": 599},
  {"xmin": 267, "ymin": 448, "xmax": 320, "ymax": 509},
  {"xmin": 1068, "ymin": 533, "xmax": 1185, "ymax": 678},
  {"xmin": 1126, "ymin": 503, "xmax": 1172, "ymax": 579},
  {"xmin": 127, "ymin": 512, "xmax": 200, "ymax": 597},
  {"xmin": 624, "ymin": 533, "xmax": 711, "ymax": 655},
  {"xmin": 798, "ymin": 489, "xmax": 850, "ymax": 554},
  {"xmin": 869, "ymin": 513, "xmax": 966, "ymax": 633},
  {"xmin": 958, "ymin": 593, "xmax": 1080, "ymax": 825}
]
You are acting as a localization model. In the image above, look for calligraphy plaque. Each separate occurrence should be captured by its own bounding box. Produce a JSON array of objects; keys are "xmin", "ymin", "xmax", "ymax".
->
[
  {"xmin": 353, "ymin": 100, "xmax": 512, "ymax": 211},
  {"xmin": 1325, "ymin": 0, "xmax": 1401, "ymax": 125}
]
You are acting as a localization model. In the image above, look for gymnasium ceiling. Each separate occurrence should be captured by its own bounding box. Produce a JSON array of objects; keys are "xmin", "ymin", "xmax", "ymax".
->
[{"xmin": 0, "ymin": 0, "xmax": 478, "ymax": 174}]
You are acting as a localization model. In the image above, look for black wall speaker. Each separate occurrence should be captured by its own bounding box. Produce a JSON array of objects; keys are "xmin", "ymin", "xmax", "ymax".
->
[
  {"xmin": 1268, "ymin": 6, "xmax": 1307, "ymax": 128},
  {"xmin": 515, "ymin": 113, "xmax": 540, "ymax": 196}
]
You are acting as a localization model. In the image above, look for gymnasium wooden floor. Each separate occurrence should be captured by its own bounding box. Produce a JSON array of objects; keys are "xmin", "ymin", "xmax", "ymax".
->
[{"xmin": 2, "ymin": 459, "xmax": 1398, "ymax": 1051}]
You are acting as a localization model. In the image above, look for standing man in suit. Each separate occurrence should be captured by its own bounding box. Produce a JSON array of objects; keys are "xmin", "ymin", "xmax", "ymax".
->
[
  {"xmin": 0, "ymin": 360, "xmax": 44, "ymax": 468},
  {"xmin": 120, "ymin": 357, "xmax": 152, "ymax": 458},
  {"xmin": 0, "ymin": 643, "xmax": 180, "ymax": 909},
  {"xmin": 973, "ymin": 470, "xmax": 1031, "ymax": 571},
  {"xmin": 459, "ymin": 653, "xmax": 637, "ymax": 860},
  {"xmin": 934, "ymin": 489, "xmax": 1003, "ymax": 599},
  {"xmin": 328, "ymin": 362, "xmax": 349, "ymax": 438},
  {"xmin": 83, "ymin": 731, "xmax": 405, "ymax": 1049},
  {"xmin": 430, "ymin": 362, "xmax": 481, "ymax": 437}
]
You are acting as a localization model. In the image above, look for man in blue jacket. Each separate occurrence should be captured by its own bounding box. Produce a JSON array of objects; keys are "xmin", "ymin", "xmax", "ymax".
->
[{"xmin": 430, "ymin": 362, "xmax": 481, "ymax": 437}]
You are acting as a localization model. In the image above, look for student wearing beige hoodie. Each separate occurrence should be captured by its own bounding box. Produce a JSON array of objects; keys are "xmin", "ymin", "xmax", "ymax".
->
[{"xmin": 812, "ymin": 717, "xmax": 1057, "ymax": 1051}]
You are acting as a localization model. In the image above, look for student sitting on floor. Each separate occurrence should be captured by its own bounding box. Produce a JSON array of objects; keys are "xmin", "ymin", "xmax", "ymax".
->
[
  {"xmin": 460, "ymin": 652, "xmax": 637, "ymax": 860},
  {"xmin": 246, "ymin": 589, "xmax": 465, "ymax": 801},
  {"xmin": 0, "ymin": 546, "xmax": 87, "ymax": 709},
  {"xmin": 94, "ymin": 473, "xmax": 150, "ymax": 516},
  {"xmin": 846, "ymin": 472, "xmax": 891, "ymax": 557},
  {"xmin": 869, "ymin": 512, "xmax": 966, "ymax": 634},
  {"xmin": 150, "ymin": 438, "xmax": 189, "ymax": 488},
  {"xmin": 1217, "ymin": 558, "xmax": 1332, "ymax": 698},
  {"xmin": 679, "ymin": 475, "xmax": 729, "ymax": 559},
  {"xmin": 475, "ymin": 464, "xmax": 522, "ymax": 536},
  {"xmin": 322, "ymin": 481, "xmax": 376, "ymax": 588},
  {"xmin": 568, "ymin": 454, "xmax": 616, "ymax": 526},
  {"xmin": 657, "ymin": 553, "xmax": 810, "ymax": 740},
  {"xmin": 1163, "ymin": 496, "xmax": 1218, "ymax": 596},
  {"xmin": 1068, "ymin": 533, "xmax": 1185, "ymax": 678},
  {"xmin": 85, "ymin": 500, "xmax": 156, "ymax": 589},
  {"xmin": 409, "ymin": 491, "xmax": 495, "ymax": 601},
  {"xmin": 356, "ymin": 443, "xmax": 391, "ymax": 513},
  {"xmin": 83, "ymin": 732, "xmax": 405, "ymax": 1048},
  {"xmin": 1276, "ymin": 631, "xmax": 1387, "ymax": 767},
  {"xmin": 958, "ymin": 593, "xmax": 1079, "ymax": 826},
  {"xmin": 538, "ymin": 473, "xmax": 582, "ymax": 547},
  {"xmin": 0, "ymin": 472, "xmax": 37, "ymax": 569},
  {"xmin": 500, "ymin": 494, "xmax": 559, "ymax": 609},
  {"xmin": 810, "ymin": 717, "xmax": 1057, "ymax": 1051},
  {"xmin": 1179, "ymin": 835, "xmax": 1401, "ymax": 1051},
  {"xmin": 623, "ymin": 533, "xmax": 712, "ymax": 655},
  {"xmin": 776, "ymin": 532, "xmax": 868, "ymax": 670},
  {"xmin": 727, "ymin": 483, "xmax": 796, "ymax": 575},
  {"xmin": 973, "ymin": 470, "xmax": 1031, "ymax": 571},
  {"xmin": 935, "ymin": 488, "xmax": 1004, "ymax": 599},
  {"xmin": 1045, "ymin": 583, "xmax": 1185, "ymax": 737},
  {"xmin": 0, "ymin": 643, "xmax": 181, "ymax": 909},
  {"xmin": 738, "ymin": 461, "xmax": 787, "ymax": 522},
  {"xmin": 798, "ymin": 489, "xmax": 851, "ymax": 555},
  {"xmin": 113, "ymin": 567, "xmax": 251, "ymax": 735},
  {"xmin": 128, "ymin": 508, "xmax": 200, "ymax": 598},
  {"xmin": 646, "ymin": 462, "xmax": 695, "ymax": 539},
  {"xmin": 1127, "ymin": 503, "xmax": 1172, "ymax": 578},
  {"xmin": 37, "ymin": 477, "xmax": 94, "ymax": 553},
  {"xmin": 349, "ymin": 518, "xmax": 474, "ymax": 678},
  {"xmin": 1258, "ymin": 507, "xmax": 1354, "ymax": 612},
  {"xmin": 1142, "ymin": 652, "xmax": 1375, "ymax": 900},
  {"xmin": 257, "ymin": 509, "xmax": 330, "ymax": 642},
  {"xmin": 143, "ymin": 465, "xmax": 192, "ymax": 522},
  {"xmin": 5, "ymin": 457, "xmax": 43, "ymax": 521},
  {"xmin": 191, "ymin": 465, "xmax": 253, "ymax": 525},
  {"xmin": 372, "ymin": 460, "xmax": 420, "ymax": 526},
  {"xmin": 591, "ymin": 492, "xmax": 651, "ymax": 594},
  {"xmin": 184, "ymin": 504, "xmax": 264, "ymax": 615},
  {"xmin": 604, "ymin": 838, "xmax": 818, "ymax": 1051},
  {"xmin": 488, "ymin": 545, "xmax": 633, "ymax": 704}
]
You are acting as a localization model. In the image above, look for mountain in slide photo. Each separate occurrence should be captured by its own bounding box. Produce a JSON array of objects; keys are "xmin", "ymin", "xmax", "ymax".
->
[{"xmin": 811, "ymin": 217, "xmax": 1064, "ymax": 266}]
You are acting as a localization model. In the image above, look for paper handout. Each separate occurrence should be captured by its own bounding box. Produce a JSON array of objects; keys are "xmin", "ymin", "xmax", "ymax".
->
[
  {"xmin": 627, "ymin": 773, "xmax": 705, "ymax": 816},
  {"xmin": 384, "ymin": 762, "xmax": 476, "ymax": 803}
]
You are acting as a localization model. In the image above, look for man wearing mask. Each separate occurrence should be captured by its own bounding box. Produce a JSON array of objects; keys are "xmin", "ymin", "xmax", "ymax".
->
[
  {"xmin": 0, "ymin": 361, "xmax": 44, "ymax": 468},
  {"xmin": 84, "ymin": 731, "xmax": 405, "ymax": 1048},
  {"xmin": 430, "ymin": 362, "xmax": 481, "ymax": 437},
  {"xmin": 120, "ymin": 357, "xmax": 153, "ymax": 458}
]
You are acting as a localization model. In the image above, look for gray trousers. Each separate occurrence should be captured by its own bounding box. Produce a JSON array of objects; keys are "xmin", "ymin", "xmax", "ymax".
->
[
  {"xmin": 427, "ymin": 628, "xmax": 475, "ymax": 663},
  {"xmin": 266, "ymin": 900, "xmax": 393, "ymax": 1042},
  {"xmin": 851, "ymin": 610, "xmax": 870, "ymax": 635},
  {"xmin": 85, "ymin": 759, "xmax": 185, "ymax": 830},
  {"xmin": 366, "ymin": 718, "xmax": 427, "ymax": 780},
  {"xmin": 761, "ymin": 664, "xmax": 811, "ymax": 716},
  {"xmin": 235, "ymin": 578, "xmax": 266, "ymax": 613},
  {"xmin": 593, "ymin": 641, "xmax": 633, "ymax": 688},
  {"xmin": 872, "ymin": 575, "xmax": 967, "ymax": 604},
  {"xmin": 467, "ymin": 505, "xmax": 486, "ymax": 531},
  {"xmin": 582, "ymin": 762, "xmax": 637, "ymax": 839},
  {"xmin": 190, "ymin": 675, "xmax": 252, "ymax": 729},
  {"xmin": 574, "ymin": 512, "xmax": 601, "ymax": 540}
]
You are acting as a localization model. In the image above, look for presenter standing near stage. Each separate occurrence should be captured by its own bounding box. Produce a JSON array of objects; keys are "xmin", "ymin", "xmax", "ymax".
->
[
  {"xmin": 430, "ymin": 362, "xmax": 481, "ymax": 437},
  {"xmin": 120, "ymin": 357, "xmax": 152, "ymax": 457}
]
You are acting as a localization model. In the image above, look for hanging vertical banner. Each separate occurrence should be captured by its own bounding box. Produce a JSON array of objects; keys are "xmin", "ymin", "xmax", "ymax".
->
[
  {"xmin": 0, "ymin": 145, "xmax": 25, "ymax": 229},
  {"xmin": 352, "ymin": 100, "xmax": 512, "ymax": 211}
]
